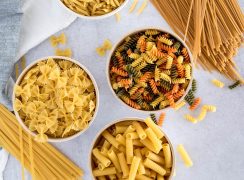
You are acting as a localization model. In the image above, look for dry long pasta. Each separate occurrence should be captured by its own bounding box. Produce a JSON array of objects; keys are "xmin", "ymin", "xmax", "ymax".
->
[
  {"xmin": 91, "ymin": 119, "xmax": 173, "ymax": 179},
  {"xmin": 0, "ymin": 105, "xmax": 83, "ymax": 179},
  {"xmin": 150, "ymin": 0, "xmax": 244, "ymax": 81}
]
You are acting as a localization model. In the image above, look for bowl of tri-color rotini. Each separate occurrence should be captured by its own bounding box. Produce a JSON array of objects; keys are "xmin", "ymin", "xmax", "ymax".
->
[
  {"xmin": 107, "ymin": 28, "xmax": 194, "ymax": 112},
  {"xmin": 90, "ymin": 117, "xmax": 175, "ymax": 180},
  {"xmin": 59, "ymin": 0, "xmax": 129, "ymax": 20},
  {"xmin": 12, "ymin": 56, "xmax": 99, "ymax": 143}
]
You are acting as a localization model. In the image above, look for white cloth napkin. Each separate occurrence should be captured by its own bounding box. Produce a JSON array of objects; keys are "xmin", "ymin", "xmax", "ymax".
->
[
  {"xmin": 16, "ymin": 0, "xmax": 77, "ymax": 61},
  {"xmin": 4, "ymin": 0, "xmax": 77, "ymax": 110}
]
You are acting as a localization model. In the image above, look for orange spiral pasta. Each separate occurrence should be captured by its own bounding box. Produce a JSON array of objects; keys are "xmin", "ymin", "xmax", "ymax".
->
[
  {"xmin": 127, "ymin": 49, "xmax": 132, "ymax": 55},
  {"xmin": 172, "ymin": 84, "xmax": 179, "ymax": 94},
  {"xmin": 143, "ymin": 94, "xmax": 153, "ymax": 101},
  {"xmin": 149, "ymin": 79, "xmax": 160, "ymax": 94},
  {"xmin": 160, "ymin": 44, "xmax": 177, "ymax": 53},
  {"xmin": 158, "ymin": 112, "xmax": 166, "ymax": 126},
  {"xmin": 116, "ymin": 54, "xmax": 125, "ymax": 70},
  {"xmin": 139, "ymin": 72, "xmax": 152, "ymax": 83},
  {"xmin": 173, "ymin": 89, "xmax": 185, "ymax": 100},
  {"xmin": 181, "ymin": 48, "xmax": 190, "ymax": 62},
  {"xmin": 118, "ymin": 79, "xmax": 132, "ymax": 87},
  {"xmin": 111, "ymin": 67, "xmax": 128, "ymax": 77},
  {"xmin": 166, "ymin": 94, "xmax": 175, "ymax": 108},
  {"xmin": 189, "ymin": 97, "xmax": 201, "ymax": 111},
  {"xmin": 176, "ymin": 63, "xmax": 185, "ymax": 77}
]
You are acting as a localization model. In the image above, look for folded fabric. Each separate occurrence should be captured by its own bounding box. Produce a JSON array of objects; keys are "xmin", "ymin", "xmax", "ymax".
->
[
  {"xmin": 0, "ymin": 0, "xmax": 23, "ymax": 110},
  {"xmin": 0, "ymin": 148, "xmax": 9, "ymax": 180},
  {"xmin": 2, "ymin": 0, "xmax": 77, "ymax": 110},
  {"xmin": 0, "ymin": 0, "xmax": 22, "ymax": 17}
]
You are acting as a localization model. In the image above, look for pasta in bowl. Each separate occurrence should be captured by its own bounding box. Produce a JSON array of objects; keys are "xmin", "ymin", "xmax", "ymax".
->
[
  {"xmin": 13, "ymin": 56, "xmax": 99, "ymax": 143},
  {"xmin": 90, "ymin": 117, "xmax": 175, "ymax": 180},
  {"xmin": 107, "ymin": 28, "xmax": 194, "ymax": 112},
  {"xmin": 59, "ymin": 0, "xmax": 129, "ymax": 19}
]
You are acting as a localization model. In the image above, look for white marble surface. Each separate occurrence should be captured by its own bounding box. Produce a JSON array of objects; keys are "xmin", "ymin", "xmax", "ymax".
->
[{"xmin": 4, "ymin": 1, "xmax": 244, "ymax": 180}]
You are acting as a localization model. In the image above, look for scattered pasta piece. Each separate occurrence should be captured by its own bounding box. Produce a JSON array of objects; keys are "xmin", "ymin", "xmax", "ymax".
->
[
  {"xmin": 197, "ymin": 107, "xmax": 207, "ymax": 121},
  {"xmin": 150, "ymin": 114, "xmax": 157, "ymax": 124},
  {"xmin": 197, "ymin": 105, "xmax": 216, "ymax": 121},
  {"xmin": 50, "ymin": 33, "xmax": 66, "ymax": 47},
  {"xmin": 55, "ymin": 48, "xmax": 72, "ymax": 57},
  {"xmin": 137, "ymin": 0, "xmax": 148, "ymax": 15},
  {"xmin": 96, "ymin": 39, "xmax": 113, "ymax": 56},
  {"xmin": 96, "ymin": 47, "xmax": 106, "ymax": 57},
  {"xmin": 158, "ymin": 112, "xmax": 166, "ymax": 126},
  {"xmin": 184, "ymin": 114, "xmax": 197, "ymax": 124},
  {"xmin": 203, "ymin": 105, "xmax": 217, "ymax": 112},
  {"xmin": 228, "ymin": 80, "xmax": 241, "ymax": 89},
  {"xmin": 174, "ymin": 101, "xmax": 186, "ymax": 110},
  {"xmin": 212, "ymin": 79, "xmax": 225, "ymax": 88},
  {"xmin": 129, "ymin": 0, "xmax": 139, "ymax": 13},
  {"xmin": 177, "ymin": 144, "xmax": 193, "ymax": 167},
  {"xmin": 189, "ymin": 97, "xmax": 201, "ymax": 111},
  {"xmin": 115, "ymin": 13, "xmax": 121, "ymax": 22}
]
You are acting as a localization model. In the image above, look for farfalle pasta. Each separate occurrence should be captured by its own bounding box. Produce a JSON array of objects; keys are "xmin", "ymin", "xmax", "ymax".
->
[
  {"xmin": 14, "ymin": 58, "xmax": 97, "ymax": 142},
  {"xmin": 109, "ymin": 29, "xmax": 193, "ymax": 111}
]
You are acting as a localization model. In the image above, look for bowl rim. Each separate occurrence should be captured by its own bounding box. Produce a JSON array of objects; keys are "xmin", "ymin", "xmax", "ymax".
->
[
  {"xmin": 12, "ymin": 56, "xmax": 100, "ymax": 143},
  {"xmin": 89, "ymin": 117, "xmax": 175, "ymax": 180},
  {"xmin": 57, "ymin": 0, "xmax": 129, "ymax": 20},
  {"xmin": 106, "ymin": 27, "xmax": 194, "ymax": 113}
]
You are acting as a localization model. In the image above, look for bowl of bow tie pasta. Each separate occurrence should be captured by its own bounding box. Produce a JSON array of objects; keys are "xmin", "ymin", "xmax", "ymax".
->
[
  {"xmin": 59, "ymin": 0, "xmax": 129, "ymax": 20},
  {"xmin": 13, "ymin": 56, "xmax": 99, "ymax": 143},
  {"xmin": 107, "ymin": 28, "xmax": 194, "ymax": 112},
  {"xmin": 90, "ymin": 117, "xmax": 175, "ymax": 180}
]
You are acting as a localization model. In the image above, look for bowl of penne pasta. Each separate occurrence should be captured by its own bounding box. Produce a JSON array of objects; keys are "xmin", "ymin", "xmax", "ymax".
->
[
  {"xmin": 58, "ymin": 0, "xmax": 129, "ymax": 20},
  {"xmin": 90, "ymin": 117, "xmax": 175, "ymax": 180},
  {"xmin": 13, "ymin": 56, "xmax": 99, "ymax": 143},
  {"xmin": 107, "ymin": 28, "xmax": 194, "ymax": 112}
]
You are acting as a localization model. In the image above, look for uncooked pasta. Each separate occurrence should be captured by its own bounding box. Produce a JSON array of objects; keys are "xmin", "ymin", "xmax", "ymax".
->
[
  {"xmin": 150, "ymin": 0, "xmax": 244, "ymax": 81},
  {"xmin": 0, "ymin": 105, "xmax": 83, "ymax": 179}
]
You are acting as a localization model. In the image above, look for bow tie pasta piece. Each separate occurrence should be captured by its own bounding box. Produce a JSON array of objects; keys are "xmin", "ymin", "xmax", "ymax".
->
[
  {"xmin": 14, "ymin": 98, "xmax": 23, "ymax": 111},
  {"xmin": 50, "ymin": 33, "xmax": 67, "ymax": 47},
  {"xmin": 58, "ymin": 60, "xmax": 74, "ymax": 70},
  {"xmin": 49, "ymin": 68, "xmax": 61, "ymax": 80},
  {"xmin": 64, "ymin": 100, "xmax": 75, "ymax": 113},
  {"xmin": 35, "ymin": 133, "xmax": 48, "ymax": 143},
  {"xmin": 55, "ymin": 76, "xmax": 68, "ymax": 89}
]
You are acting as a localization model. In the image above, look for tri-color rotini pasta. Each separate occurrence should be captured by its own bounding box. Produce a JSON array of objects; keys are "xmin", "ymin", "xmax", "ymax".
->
[{"xmin": 109, "ymin": 29, "xmax": 193, "ymax": 111}]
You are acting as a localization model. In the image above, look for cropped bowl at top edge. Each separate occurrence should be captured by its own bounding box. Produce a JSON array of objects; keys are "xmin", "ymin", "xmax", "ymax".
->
[
  {"xmin": 89, "ymin": 117, "xmax": 175, "ymax": 180},
  {"xmin": 12, "ymin": 56, "xmax": 100, "ymax": 143},
  {"xmin": 57, "ymin": 0, "xmax": 129, "ymax": 20},
  {"xmin": 106, "ymin": 27, "xmax": 194, "ymax": 113}
]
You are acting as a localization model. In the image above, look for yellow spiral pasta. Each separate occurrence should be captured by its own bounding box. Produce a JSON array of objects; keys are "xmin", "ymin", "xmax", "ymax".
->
[{"xmin": 212, "ymin": 79, "xmax": 225, "ymax": 88}]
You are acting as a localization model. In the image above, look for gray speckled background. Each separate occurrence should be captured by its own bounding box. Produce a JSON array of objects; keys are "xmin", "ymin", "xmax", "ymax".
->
[{"xmin": 4, "ymin": 1, "xmax": 244, "ymax": 180}]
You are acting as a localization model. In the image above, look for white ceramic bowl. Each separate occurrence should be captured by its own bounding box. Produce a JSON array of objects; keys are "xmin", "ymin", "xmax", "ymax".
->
[
  {"xmin": 89, "ymin": 117, "xmax": 175, "ymax": 180},
  {"xmin": 13, "ymin": 56, "xmax": 100, "ymax": 142},
  {"xmin": 107, "ymin": 28, "xmax": 194, "ymax": 113},
  {"xmin": 58, "ymin": 0, "xmax": 129, "ymax": 20}
]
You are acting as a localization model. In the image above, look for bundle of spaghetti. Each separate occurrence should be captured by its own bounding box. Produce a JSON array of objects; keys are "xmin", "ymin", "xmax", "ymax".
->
[
  {"xmin": 0, "ymin": 105, "xmax": 83, "ymax": 180},
  {"xmin": 150, "ymin": 0, "xmax": 244, "ymax": 81}
]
